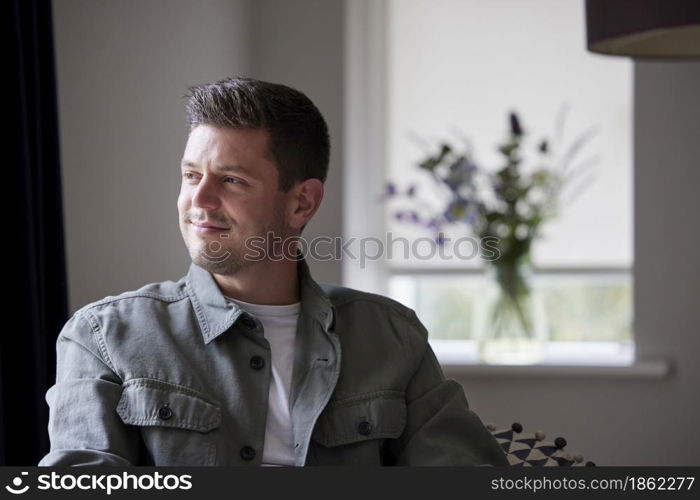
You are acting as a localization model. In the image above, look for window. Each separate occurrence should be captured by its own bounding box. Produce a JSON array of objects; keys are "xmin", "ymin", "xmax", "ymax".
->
[{"xmin": 344, "ymin": 0, "xmax": 633, "ymax": 365}]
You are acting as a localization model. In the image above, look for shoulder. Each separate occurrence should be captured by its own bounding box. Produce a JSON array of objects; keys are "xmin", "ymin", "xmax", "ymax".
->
[
  {"xmin": 63, "ymin": 276, "xmax": 192, "ymax": 365},
  {"xmin": 74, "ymin": 275, "xmax": 190, "ymax": 324},
  {"xmin": 319, "ymin": 282, "xmax": 429, "ymax": 342},
  {"xmin": 320, "ymin": 283, "xmax": 413, "ymax": 317}
]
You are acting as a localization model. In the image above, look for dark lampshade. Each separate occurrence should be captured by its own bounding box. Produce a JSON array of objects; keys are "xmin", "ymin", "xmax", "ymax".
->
[{"xmin": 585, "ymin": 0, "xmax": 700, "ymax": 58}]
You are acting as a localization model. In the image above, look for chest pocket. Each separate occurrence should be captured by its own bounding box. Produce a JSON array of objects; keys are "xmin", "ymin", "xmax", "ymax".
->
[
  {"xmin": 116, "ymin": 378, "xmax": 221, "ymax": 465},
  {"xmin": 311, "ymin": 390, "xmax": 406, "ymax": 447}
]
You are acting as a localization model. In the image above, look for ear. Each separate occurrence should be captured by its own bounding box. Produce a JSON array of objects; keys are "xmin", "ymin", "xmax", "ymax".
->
[{"xmin": 287, "ymin": 178, "xmax": 324, "ymax": 231}]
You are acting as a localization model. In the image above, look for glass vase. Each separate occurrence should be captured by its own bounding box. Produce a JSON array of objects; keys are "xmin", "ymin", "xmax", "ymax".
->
[{"xmin": 476, "ymin": 258, "xmax": 547, "ymax": 364}]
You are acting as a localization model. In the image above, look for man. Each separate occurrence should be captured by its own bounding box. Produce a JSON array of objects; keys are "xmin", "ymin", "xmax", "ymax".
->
[{"xmin": 38, "ymin": 77, "xmax": 508, "ymax": 466}]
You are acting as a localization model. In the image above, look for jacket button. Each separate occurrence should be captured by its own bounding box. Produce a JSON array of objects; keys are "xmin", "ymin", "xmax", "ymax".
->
[
  {"xmin": 250, "ymin": 355, "xmax": 265, "ymax": 370},
  {"xmin": 158, "ymin": 405, "xmax": 173, "ymax": 420},
  {"xmin": 357, "ymin": 421, "xmax": 372, "ymax": 435},
  {"xmin": 240, "ymin": 445, "xmax": 256, "ymax": 461},
  {"xmin": 239, "ymin": 314, "xmax": 256, "ymax": 330}
]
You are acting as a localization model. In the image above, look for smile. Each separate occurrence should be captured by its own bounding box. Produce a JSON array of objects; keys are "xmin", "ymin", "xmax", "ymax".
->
[{"xmin": 191, "ymin": 222, "xmax": 230, "ymax": 234}]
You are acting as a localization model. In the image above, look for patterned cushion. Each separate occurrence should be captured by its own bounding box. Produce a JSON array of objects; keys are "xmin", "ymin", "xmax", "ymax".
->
[{"xmin": 486, "ymin": 422, "xmax": 596, "ymax": 466}]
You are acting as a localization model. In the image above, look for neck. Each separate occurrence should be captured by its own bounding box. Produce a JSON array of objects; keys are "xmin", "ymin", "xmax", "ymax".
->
[{"xmin": 212, "ymin": 258, "xmax": 300, "ymax": 305}]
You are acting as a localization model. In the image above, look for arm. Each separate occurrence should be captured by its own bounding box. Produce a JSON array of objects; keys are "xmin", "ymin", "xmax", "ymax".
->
[
  {"xmin": 38, "ymin": 312, "xmax": 142, "ymax": 466},
  {"xmin": 389, "ymin": 313, "xmax": 509, "ymax": 466}
]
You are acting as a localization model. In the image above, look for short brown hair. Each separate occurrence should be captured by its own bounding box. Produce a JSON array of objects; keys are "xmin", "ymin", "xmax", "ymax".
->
[{"xmin": 184, "ymin": 77, "xmax": 330, "ymax": 192}]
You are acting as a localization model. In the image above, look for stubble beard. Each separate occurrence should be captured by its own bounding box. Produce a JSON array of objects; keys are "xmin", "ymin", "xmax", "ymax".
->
[{"xmin": 188, "ymin": 206, "xmax": 289, "ymax": 276}]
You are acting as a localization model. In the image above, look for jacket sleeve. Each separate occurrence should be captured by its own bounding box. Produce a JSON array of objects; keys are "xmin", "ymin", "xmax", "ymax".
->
[
  {"xmin": 389, "ymin": 312, "xmax": 509, "ymax": 466},
  {"xmin": 38, "ymin": 312, "xmax": 142, "ymax": 466}
]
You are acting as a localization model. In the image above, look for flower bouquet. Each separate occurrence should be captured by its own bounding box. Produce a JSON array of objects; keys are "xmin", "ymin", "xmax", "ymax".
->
[{"xmin": 385, "ymin": 110, "xmax": 597, "ymax": 363}]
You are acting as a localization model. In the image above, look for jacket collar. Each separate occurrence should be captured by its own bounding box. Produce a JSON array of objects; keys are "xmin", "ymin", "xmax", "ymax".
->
[{"xmin": 185, "ymin": 255, "xmax": 335, "ymax": 344}]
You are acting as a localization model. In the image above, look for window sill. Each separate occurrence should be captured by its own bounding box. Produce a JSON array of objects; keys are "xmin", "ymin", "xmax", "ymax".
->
[{"xmin": 431, "ymin": 340, "xmax": 671, "ymax": 379}]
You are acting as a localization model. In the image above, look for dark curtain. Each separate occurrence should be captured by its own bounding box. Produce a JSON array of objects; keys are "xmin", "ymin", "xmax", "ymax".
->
[{"xmin": 2, "ymin": 0, "xmax": 68, "ymax": 465}]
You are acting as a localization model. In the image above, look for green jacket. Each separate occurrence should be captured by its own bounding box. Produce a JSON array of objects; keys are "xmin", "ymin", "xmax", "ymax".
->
[{"xmin": 38, "ymin": 257, "xmax": 508, "ymax": 466}]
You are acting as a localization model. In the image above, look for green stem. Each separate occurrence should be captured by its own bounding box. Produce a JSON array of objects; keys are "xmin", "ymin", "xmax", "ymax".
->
[{"xmin": 489, "ymin": 260, "xmax": 534, "ymax": 338}]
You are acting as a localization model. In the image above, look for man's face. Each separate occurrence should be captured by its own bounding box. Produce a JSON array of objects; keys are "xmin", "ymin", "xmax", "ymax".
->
[{"xmin": 177, "ymin": 125, "xmax": 290, "ymax": 275}]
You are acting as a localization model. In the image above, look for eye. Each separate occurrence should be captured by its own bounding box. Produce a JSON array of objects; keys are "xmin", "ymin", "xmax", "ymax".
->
[{"xmin": 181, "ymin": 172, "xmax": 245, "ymax": 186}]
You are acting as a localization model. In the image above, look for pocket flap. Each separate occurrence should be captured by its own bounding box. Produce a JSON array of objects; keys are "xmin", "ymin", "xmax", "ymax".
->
[
  {"xmin": 311, "ymin": 391, "xmax": 406, "ymax": 447},
  {"xmin": 116, "ymin": 378, "xmax": 221, "ymax": 432}
]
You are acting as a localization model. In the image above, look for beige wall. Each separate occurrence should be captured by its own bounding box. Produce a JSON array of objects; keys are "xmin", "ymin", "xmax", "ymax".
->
[
  {"xmin": 52, "ymin": 0, "xmax": 343, "ymax": 313},
  {"xmin": 250, "ymin": 0, "xmax": 344, "ymax": 285},
  {"xmin": 53, "ymin": 0, "xmax": 255, "ymax": 311}
]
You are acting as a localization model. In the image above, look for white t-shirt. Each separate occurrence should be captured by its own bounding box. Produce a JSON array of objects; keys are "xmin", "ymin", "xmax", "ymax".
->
[{"xmin": 225, "ymin": 296, "xmax": 300, "ymax": 467}]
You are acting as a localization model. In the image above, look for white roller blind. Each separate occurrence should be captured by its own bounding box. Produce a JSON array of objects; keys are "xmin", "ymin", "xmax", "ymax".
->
[{"xmin": 384, "ymin": 0, "xmax": 632, "ymax": 269}]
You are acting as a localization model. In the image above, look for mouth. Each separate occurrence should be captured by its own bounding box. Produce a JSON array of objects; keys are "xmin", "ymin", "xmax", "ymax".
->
[
  {"xmin": 192, "ymin": 222, "xmax": 229, "ymax": 229},
  {"xmin": 190, "ymin": 221, "xmax": 231, "ymax": 234}
]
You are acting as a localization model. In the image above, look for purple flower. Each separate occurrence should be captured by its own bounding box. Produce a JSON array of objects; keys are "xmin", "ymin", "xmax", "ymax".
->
[
  {"xmin": 509, "ymin": 111, "xmax": 523, "ymax": 137},
  {"xmin": 384, "ymin": 182, "xmax": 397, "ymax": 197},
  {"xmin": 406, "ymin": 185, "xmax": 416, "ymax": 197},
  {"xmin": 444, "ymin": 157, "xmax": 476, "ymax": 191},
  {"xmin": 425, "ymin": 218, "xmax": 439, "ymax": 230}
]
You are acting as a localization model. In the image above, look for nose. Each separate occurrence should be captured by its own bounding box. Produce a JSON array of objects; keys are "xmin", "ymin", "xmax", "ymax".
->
[{"xmin": 191, "ymin": 174, "xmax": 221, "ymax": 211}]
